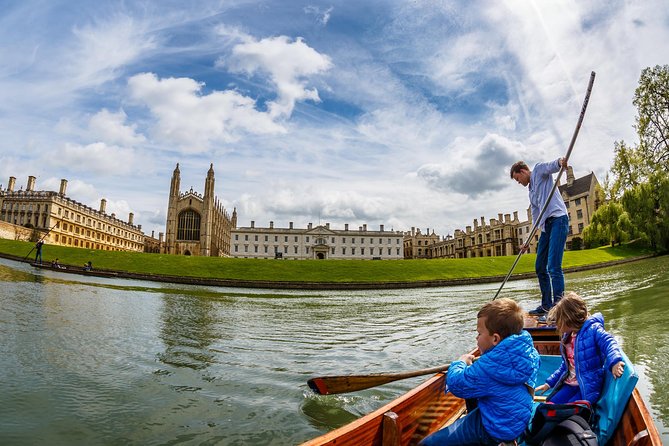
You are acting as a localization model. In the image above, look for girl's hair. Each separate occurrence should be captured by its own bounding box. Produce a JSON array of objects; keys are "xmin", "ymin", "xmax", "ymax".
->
[
  {"xmin": 547, "ymin": 292, "xmax": 589, "ymax": 329},
  {"xmin": 478, "ymin": 298, "xmax": 524, "ymax": 339}
]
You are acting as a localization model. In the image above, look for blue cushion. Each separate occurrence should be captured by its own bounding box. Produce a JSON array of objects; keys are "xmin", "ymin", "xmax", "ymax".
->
[{"xmin": 595, "ymin": 350, "xmax": 638, "ymax": 444}]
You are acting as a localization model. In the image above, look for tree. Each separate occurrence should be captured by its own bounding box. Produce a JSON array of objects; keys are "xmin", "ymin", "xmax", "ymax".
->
[
  {"xmin": 582, "ymin": 201, "xmax": 631, "ymax": 248},
  {"xmin": 610, "ymin": 140, "xmax": 647, "ymax": 198},
  {"xmin": 633, "ymin": 65, "xmax": 669, "ymax": 172},
  {"xmin": 621, "ymin": 171, "xmax": 669, "ymax": 252}
]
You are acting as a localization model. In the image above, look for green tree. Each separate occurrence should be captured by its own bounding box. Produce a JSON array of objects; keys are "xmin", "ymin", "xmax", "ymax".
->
[
  {"xmin": 582, "ymin": 201, "xmax": 631, "ymax": 248},
  {"xmin": 621, "ymin": 171, "xmax": 669, "ymax": 252},
  {"xmin": 610, "ymin": 140, "xmax": 646, "ymax": 197},
  {"xmin": 633, "ymin": 65, "xmax": 669, "ymax": 171}
]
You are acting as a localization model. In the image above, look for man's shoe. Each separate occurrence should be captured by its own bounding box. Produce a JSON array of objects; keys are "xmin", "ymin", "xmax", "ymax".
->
[
  {"xmin": 528, "ymin": 306, "xmax": 548, "ymax": 316},
  {"xmin": 537, "ymin": 315, "xmax": 547, "ymax": 323}
]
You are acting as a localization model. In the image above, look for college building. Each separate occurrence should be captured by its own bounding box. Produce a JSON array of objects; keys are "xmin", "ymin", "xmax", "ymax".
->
[
  {"xmin": 231, "ymin": 221, "xmax": 404, "ymax": 260},
  {"xmin": 163, "ymin": 163, "xmax": 236, "ymax": 256},
  {"xmin": 0, "ymin": 176, "xmax": 145, "ymax": 252}
]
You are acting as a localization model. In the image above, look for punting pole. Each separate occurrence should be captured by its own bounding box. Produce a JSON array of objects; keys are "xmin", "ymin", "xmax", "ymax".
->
[
  {"xmin": 492, "ymin": 71, "xmax": 596, "ymax": 301},
  {"xmin": 23, "ymin": 221, "xmax": 60, "ymax": 262}
]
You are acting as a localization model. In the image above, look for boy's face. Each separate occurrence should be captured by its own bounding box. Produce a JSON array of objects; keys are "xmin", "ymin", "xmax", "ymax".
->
[{"xmin": 476, "ymin": 316, "xmax": 501, "ymax": 354}]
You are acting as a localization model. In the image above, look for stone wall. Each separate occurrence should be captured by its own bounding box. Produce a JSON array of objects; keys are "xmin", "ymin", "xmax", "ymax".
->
[{"xmin": 0, "ymin": 220, "xmax": 48, "ymax": 242}]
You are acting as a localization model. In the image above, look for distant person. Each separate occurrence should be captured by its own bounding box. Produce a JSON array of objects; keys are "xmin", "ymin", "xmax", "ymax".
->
[
  {"xmin": 83, "ymin": 261, "xmax": 92, "ymax": 271},
  {"xmin": 419, "ymin": 298, "xmax": 540, "ymax": 446},
  {"xmin": 510, "ymin": 158, "xmax": 569, "ymax": 316},
  {"xmin": 35, "ymin": 240, "xmax": 44, "ymax": 264},
  {"xmin": 535, "ymin": 292, "xmax": 624, "ymax": 405}
]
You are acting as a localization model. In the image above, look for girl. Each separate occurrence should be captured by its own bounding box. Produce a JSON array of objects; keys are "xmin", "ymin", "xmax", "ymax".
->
[{"xmin": 535, "ymin": 292, "xmax": 625, "ymax": 404}]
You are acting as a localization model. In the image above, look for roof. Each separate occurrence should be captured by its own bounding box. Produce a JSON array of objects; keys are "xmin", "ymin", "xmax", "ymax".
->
[{"xmin": 559, "ymin": 172, "xmax": 597, "ymax": 197}]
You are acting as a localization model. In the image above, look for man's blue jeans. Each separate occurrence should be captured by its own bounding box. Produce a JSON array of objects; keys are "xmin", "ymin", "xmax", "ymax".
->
[
  {"xmin": 418, "ymin": 407, "xmax": 500, "ymax": 446},
  {"xmin": 536, "ymin": 215, "xmax": 569, "ymax": 310}
]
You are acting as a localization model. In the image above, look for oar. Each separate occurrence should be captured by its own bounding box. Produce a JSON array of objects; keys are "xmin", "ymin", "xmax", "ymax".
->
[
  {"xmin": 23, "ymin": 221, "xmax": 60, "ymax": 262},
  {"xmin": 308, "ymin": 357, "xmax": 479, "ymax": 395},
  {"xmin": 493, "ymin": 71, "xmax": 596, "ymax": 300}
]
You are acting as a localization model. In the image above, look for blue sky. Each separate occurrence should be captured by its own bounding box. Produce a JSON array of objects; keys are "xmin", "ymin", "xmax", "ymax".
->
[{"xmin": 1, "ymin": 1, "xmax": 668, "ymax": 238}]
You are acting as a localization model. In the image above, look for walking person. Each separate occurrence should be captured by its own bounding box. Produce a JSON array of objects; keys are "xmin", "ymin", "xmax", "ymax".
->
[
  {"xmin": 35, "ymin": 240, "xmax": 44, "ymax": 264},
  {"xmin": 510, "ymin": 158, "xmax": 569, "ymax": 316}
]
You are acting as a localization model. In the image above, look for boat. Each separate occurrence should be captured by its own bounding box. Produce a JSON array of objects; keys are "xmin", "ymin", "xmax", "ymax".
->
[
  {"xmin": 30, "ymin": 262, "xmax": 119, "ymax": 278},
  {"xmin": 301, "ymin": 323, "xmax": 661, "ymax": 446}
]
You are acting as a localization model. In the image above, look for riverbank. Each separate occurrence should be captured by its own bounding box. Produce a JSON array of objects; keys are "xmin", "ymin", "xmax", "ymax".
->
[{"xmin": 0, "ymin": 238, "xmax": 657, "ymax": 289}]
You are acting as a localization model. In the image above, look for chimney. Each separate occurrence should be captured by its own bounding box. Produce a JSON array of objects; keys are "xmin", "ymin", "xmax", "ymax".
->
[
  {"xmin": 289, "ymin": 222, "xmax": 293, "ymax": 229},
  {"xmin": 345, "ymin": 223, "xmax": 349, "ymax": 231},
  {"xmin": 411, "ymin": 227, "xmax": 415, "ymax": 236},
  {"xmin": 308, "ymin": 222, "xmax": 313, "ymax": 229},
  {"xmin": 513, "ymin": 211, "xmax": 518, "ymax": 221},
  {"xmin": 8, "ymin": 176, "xmax": 16, "ymax": 192},
  {"xmin": 567, "ymin": 166, "xmax": 575, "ymax": 186},
  {"xmin": 100, "ymin": 198, "xmax": 107, "ymax": 214},
  {"xmin": 26, "ymin": 176, "xmax": 36, "ymax": 192},
  {"xmin": 159, "ymin": 232, "xmax": 164, "ymax": 243},
  {"xmin": 270, "ymin": 221, "xmax": 274, "ymax": 229},
  {"xmin": 251, "ymin": 220, "xmax": 255, "ymax": 228},
  {"xmin": 128, "ymin": 213, "xmax": 134, "ymax": 225},
  {"xmin": 151, "ymin": 230, "xmax": 155, "ymax": 238},
  {"xmin": 466, "ymin": 225, "xmax": 472, "ymax": 233},
  {"xmin": 138, "ymin": 225, "xmax": 142, "ymax": 231},
  {"xmin": 473, "ymin": 219, "xmax": 478, "ymax": 228},
  {"xmin": 380, "ymin": 224, "xmax": 384, "ymax": 232},
  {"xmin": 481, "ymin": 216, "xmax": 485, "ymax": 226},
  {"xmin": 326, "ymin": 223, "xmax": 330, "ymax": 229},
  {"xmin": 498, "ymin": 213, "xmax": 503, "ymax": 222},
  {"xmin": 59, "ymin": 179, "xmax": 68, "ymax": 196},
  {"xmin": 363, "ymin": 224, "xmax": 367, "ymax": 231},
  {"xmin": 111, "ymin": 213, "xmax": 116, "ymax": 219},
  {"xmin": 505, "ymin": 213, "xmax": 510, "ymax": 223}
]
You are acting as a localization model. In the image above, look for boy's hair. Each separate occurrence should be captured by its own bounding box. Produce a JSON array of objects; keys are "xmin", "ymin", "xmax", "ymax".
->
[
  {"xmin": 510, "ymin": 161, "xmax": 529, "ymax": 179},
  {"xmin": 547, "ymin": 292, "xmax": 589, "ymax": 329},
  {"xmin": 477, "ymin": 298, "xmax": 524, "ymax": 339}
]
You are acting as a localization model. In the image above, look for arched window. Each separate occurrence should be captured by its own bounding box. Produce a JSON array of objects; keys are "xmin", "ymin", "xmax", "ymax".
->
[{"xmin": 177, "ymin": 210, "xmax": 201, "ymax": 241}]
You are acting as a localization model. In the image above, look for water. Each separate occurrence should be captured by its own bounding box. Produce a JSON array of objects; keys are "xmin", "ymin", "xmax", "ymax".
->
[{"xmin": 0, "ymin": 255, "xmax": 667, "ymax": 445}]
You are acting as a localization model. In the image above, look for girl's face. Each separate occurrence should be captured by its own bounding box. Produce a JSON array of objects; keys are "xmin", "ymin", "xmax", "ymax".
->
[{"xmin": 557, "ymin": 320, "xmax": 576, "ymax": 335}]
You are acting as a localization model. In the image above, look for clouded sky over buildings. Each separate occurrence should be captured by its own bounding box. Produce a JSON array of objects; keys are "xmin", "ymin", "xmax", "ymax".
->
[{"xmin": 1, "ymin": 1, "xmax": 668, "ymax": 237}]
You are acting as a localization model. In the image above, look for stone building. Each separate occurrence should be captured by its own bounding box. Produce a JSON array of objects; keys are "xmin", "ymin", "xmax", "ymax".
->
[
  {"xmin": 231, "ymin": 221, "xmax": 404, "ymax": 260},
  {"xmin": 402, "ymin": 227, "xmax": 440, "ymax": 259},
  {"xmin": 0, "ymin": 176, "xmax": 144, "ymax": 252},
  {"xmin": 429, "ymin": 212, "xmax": 520, "ymax": 259},
  {"xmin": 559, "ymin": 167, "xmax": 600, "ymax": 249},
  {"xmin": 164, "ymin": 163, "xmax": 236, "ymax": 256}
]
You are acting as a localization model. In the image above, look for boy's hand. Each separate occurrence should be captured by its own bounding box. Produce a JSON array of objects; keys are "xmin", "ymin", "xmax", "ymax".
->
[
  {"xmin": 612, "ymin": 361, "xmax": 625, "ymax": 378},
  {"xmin": 459, "ymin": 354, "xmax": 475, "ymax": 365},
  {"xmin": 535, "ymin": 383, "xmax": 550, "ymax": 394}
]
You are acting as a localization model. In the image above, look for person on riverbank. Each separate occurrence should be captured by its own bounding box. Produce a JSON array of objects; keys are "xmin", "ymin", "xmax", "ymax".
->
[
  {"xmin": 510, "ymin": 158, "xmax": 569, "ymax": 316},
  {"xmin": 419, "ymin": 298, "xmax": 540, "ymax": 446},
  {"xmin": 535, "ymin": 292, "xmax": 624, "ymax": 404}
]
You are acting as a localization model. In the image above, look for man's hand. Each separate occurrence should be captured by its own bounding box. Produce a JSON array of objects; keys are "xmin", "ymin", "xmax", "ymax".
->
[
  {"xmin": 519, "ymin": 243, "xmax": 529, "ymax": 254},
  {"xmin": 559, "ymin": 157, "xmax": 568, "ymax": 169},
  {"xmin": 459, "ymin": 354, "xmax": 475, "ymax": 366}
]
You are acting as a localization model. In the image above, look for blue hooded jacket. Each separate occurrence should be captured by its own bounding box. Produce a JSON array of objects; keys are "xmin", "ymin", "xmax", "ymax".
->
[
  {"xmin": 447, "ymin": 330, "xmax": 540, "ymax": 441},
  {"xmin": 546, "ymin": 313, "xmax": 623, "ymax": 404}
]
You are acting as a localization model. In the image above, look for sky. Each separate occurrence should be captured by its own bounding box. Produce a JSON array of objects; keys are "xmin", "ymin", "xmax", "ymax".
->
[{"xmin": 1, "ymin": 0, "xmax": 668, "ymax": 239}]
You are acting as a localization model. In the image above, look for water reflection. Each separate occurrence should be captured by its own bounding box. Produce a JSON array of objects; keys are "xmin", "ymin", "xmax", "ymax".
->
[{"xmin": 157, "ymin": 293, "xmax": 218, "ymax": 370}]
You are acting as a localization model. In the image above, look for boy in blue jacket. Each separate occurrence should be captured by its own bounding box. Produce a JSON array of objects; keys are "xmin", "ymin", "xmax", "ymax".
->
[{"xmin": 420, "ymin": 298, "xmax": 540, "ymax": 446}]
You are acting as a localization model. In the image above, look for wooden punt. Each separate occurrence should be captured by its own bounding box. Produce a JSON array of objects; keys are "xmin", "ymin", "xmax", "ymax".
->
[
  {"xmin": 301, "ymin": 327, "xmax": 661, "ymax": 446},
  {"xmin": 30, "ymin": 262, "xmax": 119, "ymax": 278}
]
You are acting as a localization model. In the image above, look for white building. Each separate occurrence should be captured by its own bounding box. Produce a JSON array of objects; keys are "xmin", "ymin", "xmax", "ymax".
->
[{"xmin": 231, "ymin": 221, "xmax": 404, "ymax": 260}]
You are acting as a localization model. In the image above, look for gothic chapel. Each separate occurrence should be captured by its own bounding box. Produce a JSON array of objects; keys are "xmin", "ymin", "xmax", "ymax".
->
[{"xmin": 164, "ymin": 163, "xmax": 236, "ymax": 256}]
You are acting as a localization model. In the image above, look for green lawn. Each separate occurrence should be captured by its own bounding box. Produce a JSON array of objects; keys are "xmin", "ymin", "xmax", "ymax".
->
[{"xmin": 0, "ymin": 238, "xmax": 653, "ymax": 283}]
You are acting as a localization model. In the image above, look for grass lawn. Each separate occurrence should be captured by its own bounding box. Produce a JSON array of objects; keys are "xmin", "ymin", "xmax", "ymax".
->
[{"xmin": 0, "ymin": 238, "xmax": 654, "ymax": 284}]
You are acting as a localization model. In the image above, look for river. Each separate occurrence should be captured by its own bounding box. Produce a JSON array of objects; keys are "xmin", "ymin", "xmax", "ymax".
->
[{"xmin": 0, "ymin": 255, "xmax": 667, "ymax": 445}]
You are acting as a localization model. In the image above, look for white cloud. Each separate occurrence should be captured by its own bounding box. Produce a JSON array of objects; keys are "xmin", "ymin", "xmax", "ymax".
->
[
  {"xmin": 88, "ymin": 109, "xmax": 146, "ymax": 146},
  {"xmin": 128, "ymin": 72, "xmax": 286, "ymax": 152},
  {"xmin": 221, "ymin": 35, "xmax": 333, "ymax": 118},
  {"xmin": 42, "ymin": 142, "xmax": 139, "ymax": 175}
]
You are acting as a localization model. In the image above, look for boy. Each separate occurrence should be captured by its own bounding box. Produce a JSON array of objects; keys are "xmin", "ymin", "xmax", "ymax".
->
[{"xmin": 420, "ymin": 298, "xmax": 540, "ymax": 446}]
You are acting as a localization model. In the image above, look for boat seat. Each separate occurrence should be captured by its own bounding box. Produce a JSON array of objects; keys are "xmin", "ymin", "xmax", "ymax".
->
[{"xmin": 595, "ymin": 350, "xmax": 638, "ymax": 445}]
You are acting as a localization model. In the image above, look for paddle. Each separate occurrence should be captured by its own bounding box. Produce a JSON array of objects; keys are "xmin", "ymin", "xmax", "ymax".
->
[
  {"xmin": 308, "ymin": 357, "xmax": 479, "ymax": 395},
  {"xmin": 492, "ymin": 71, "xmax": 596, "ymax": 301}
]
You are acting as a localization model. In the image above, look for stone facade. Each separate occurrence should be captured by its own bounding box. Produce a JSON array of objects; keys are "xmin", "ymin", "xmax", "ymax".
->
[
  {"xmin": 559, "ymin": 167, "xmax": 600, "ymax": 249},
  {"xmin": 402, "ymin": 227, "xmax": 440, "ymax": 259},
  {"xmin": 0, "ymin": 176, "xmax": 144, "ymax": 252},
  {"xmin": 163, "ymin": 164, "xmax": 235, "ymax": 256},
  {"xmin": 231, "ymin": 221, "xmax": 404, "ymax": 260}
]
